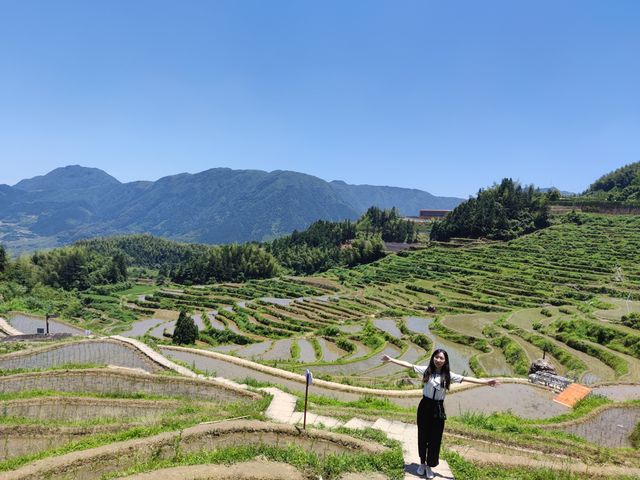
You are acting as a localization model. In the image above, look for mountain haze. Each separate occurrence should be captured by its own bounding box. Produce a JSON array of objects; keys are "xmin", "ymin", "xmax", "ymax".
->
[
  {"xmin": 329, "ymin": 180, "xmax": 461, "ymax": 214},
  {"xmin": 0, "ymin": 165, "xmax": 463, "ymax": 253}
]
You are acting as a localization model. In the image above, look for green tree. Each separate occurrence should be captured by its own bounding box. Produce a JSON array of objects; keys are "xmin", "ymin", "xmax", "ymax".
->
[
  {"xmin": 173, "ymin": 310, "xmax": 199, "ymax": 345},
  {"xmin": 0, "ymin": 245, "xmax": 7, "ymax": 274}
]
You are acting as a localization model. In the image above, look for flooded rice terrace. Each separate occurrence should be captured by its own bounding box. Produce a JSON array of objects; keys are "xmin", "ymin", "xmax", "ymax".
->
[
  {"xmin": 345, "ymin": 340, "xmax": 369, "ymax": 360},
  {"xmin": 120, "ymin": 318, "xmax": 166, "ymax": 337},
  {"xmin": 554, "ymin": 407, "xmax": 640, "ymax": 448},
  {"xmin": 207, "ymin": 312, "xmax": 226, "ymax": 331},
  {"xmin": 234, "ymin": 340, "xmax": 273, "ymax": 358},
  {"xmin": 122, "ymin": 312, "xmax": 216, "ymax": 339},
  {"xmin": 149, "ymin": 320, "xmax": 176, "ymax": 339},
  {"xmin": 369, "ymin": 343, "xmax": 426, "ymax": 376},
  {"xmin": 260, "ymin": 338, "xmax": 293, "ymax": 361},
  {"xmin": 373, "ymin": 318, "xmax": 403, "ymax": 338},
  {"xmin": 317, "ymin": 337, "xmax": 345, "ymax": 361},
  {"xmin": 338, "ymin": 324, "xmax": 362, "ymax": 334},
  {"xmin": 591, "ymin": 384, "xmax": 640, "ymax": 402},
  {"xmin": 8, "ymin": 314, "xmax": 86, "ymax": 335},
  {"xmin": 447, "ymin": 383, "xmax": 568, "ymax": 419},
  {"xmin": 260, "ymin": 297, "xmax": 297, "ymax": 307},
  {"xmin": 405, "ymin": 317, "xmax": 474, "ymax": 374},
  {"xmin": 297, "ymin": 339, "xmax": 317, "ymax": 362},
  {"xmin": 311, "ymin": 344, "xmax": 402, "ymax": 376}
]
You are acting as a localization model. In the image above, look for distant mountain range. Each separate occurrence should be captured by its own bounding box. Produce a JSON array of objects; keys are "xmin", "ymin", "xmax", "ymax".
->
[{"xmin": 0, "ymin": 165, "xmax": 463, "ymax": 253}]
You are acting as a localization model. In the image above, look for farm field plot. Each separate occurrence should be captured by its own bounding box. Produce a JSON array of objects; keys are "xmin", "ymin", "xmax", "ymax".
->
[
  {"xmin": 441, "ymin": 313, "xmax": 503, "ymax": 337},
  {"xmin": 594, "ymin": 297, "xmax": 640, "ymax": 321}
]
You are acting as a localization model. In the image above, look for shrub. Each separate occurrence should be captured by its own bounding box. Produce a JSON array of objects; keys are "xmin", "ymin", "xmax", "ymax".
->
[
  {"xmin": 630, "ymin": 422, "xmax": 640, "ymax": 449},
  {"xmin": 318, "ymin": 326, "xmax": 340, "ymax": 337},
  {"xmin": 173, "ymin": 310, "xmax": 199, "ymax": 345},
  {"xmin": 621, "ymin": 312, "xmax": 640, "ymax": 329},
  {"xmin": 336, "ymin": 337, "xmax": 355, "ymax": 353},
  {"xmin": 412, "ymin": 333, "xmax": 433, "ymax": 352}
]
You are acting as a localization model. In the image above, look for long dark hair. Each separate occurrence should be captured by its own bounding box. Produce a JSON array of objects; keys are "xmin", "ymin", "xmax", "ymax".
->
[{"xmin": 422, "ymin": 349, "xmax": 452, "ymax": 390}]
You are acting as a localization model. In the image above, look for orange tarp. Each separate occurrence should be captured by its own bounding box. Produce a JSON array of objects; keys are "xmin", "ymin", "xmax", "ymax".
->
[{"xmin": 553, "ymin": 383, "xmax": 592, "ymax": 408}]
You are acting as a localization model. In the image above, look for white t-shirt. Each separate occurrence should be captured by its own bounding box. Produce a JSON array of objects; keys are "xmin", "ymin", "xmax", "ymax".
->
[{"xmin": 413, "ymin": 365, "xmax": 464, "ymax": 401}]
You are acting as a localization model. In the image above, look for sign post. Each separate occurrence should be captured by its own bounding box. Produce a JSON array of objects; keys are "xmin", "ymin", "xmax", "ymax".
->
[
  {"xmin": 303, "ymin": 369, "xmax": 312, "ymax": 429},
  {"xmin": 45, "ymin": 313, "xmax": 59, "ymax": 335}
]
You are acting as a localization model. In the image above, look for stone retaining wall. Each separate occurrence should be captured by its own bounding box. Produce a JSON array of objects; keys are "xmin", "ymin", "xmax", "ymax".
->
[
  {"xmin": 0, "ymin": 339, "xmax": 164, "ymax": 373},
  {"xmin": 3, "ymin": 420, "xmax": 388, "ymax": 480},
  {"xmin": 0, "ymin": 369, "xmax": 259, "ymax": 402},
  {"xmin": 0, "ymin": 424, "xmax": 126, "ymax": 461},
  {"xmin": 0, "ymin": 396, "xmax": 181, "ymax": 421}
]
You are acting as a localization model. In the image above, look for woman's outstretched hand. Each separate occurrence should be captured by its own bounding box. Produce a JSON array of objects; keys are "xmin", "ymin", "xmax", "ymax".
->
[
  {"xmin": 381, "ymin": 354, "xmax": 392, "ymax": 363},
  {"xmin": 487, "ymin": 379, "xmax": 500, "ymax": 387}
]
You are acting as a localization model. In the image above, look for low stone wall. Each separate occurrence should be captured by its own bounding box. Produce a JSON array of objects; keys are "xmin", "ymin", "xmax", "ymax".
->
[
  {"xmin": 0, "ymin": 369, "xmax": 259, "ymax": 402},
  {"xmin": 0, "ymin": 333, "xmax": 73, "ymax": 343},
  {"xmin": 0, "ymin": 339, "xmax": 165, "ymax": 373},
  {"xmin": 0, "ymin": 396, "xmax": 181, "ymax": 421},
  {"xmin": 0, "ymin": 424, "xmax": 126, "ymax": 461},
  {"xmin": 4, "ymin": 420, "xmax": 388, "ymax": 480}
]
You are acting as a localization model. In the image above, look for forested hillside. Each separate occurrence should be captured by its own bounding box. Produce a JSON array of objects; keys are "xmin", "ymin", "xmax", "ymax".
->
[
  {"xmin": 430, "ymin": 178, "xmax": 550, "ymax": 241},
  {"xmin": 0, "ymin": 242, "xmax": 128, "ymax": 320},
  {"xmin": 75, "ymin": 235, "xmax": 210, "ymax": 269},
  {"xmin": 75, "ymin": 207, "xmax": 417, "ymax": 282},
  {"xmin": 1, "ymin": 165, "xmax": 461, "ymax": 254},
  {"xmin": 583, "ymin": 161, "xmax": 640, "ymax": 201}
]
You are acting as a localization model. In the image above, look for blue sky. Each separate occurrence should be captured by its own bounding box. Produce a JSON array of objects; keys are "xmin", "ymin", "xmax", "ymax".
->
[{"xmin": 0, "ymin": 1, "xmax": 638, "ymax": 198}]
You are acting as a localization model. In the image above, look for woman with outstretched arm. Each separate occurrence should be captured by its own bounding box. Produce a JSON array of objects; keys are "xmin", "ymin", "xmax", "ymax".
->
[{"xmin": 382, "ymin": 349, "xmax": 499, "ymax": 478}]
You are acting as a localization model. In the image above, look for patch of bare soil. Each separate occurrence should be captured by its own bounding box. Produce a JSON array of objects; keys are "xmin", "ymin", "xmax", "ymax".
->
[
  {"xmin": 115, "ymin": 460, "xmax": 391, "ymax": 479},
  {"xmin": 115, "ymin": 460, "xmax": 308, "ymax": 479},
  {"xmin": 339, "ymin": 473, "xmax": 389, "ymax": 480}
]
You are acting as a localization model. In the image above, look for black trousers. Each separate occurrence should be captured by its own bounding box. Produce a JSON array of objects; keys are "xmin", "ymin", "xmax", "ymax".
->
[{"xmin": 417, "ymin": 397, "xmax": 446, "ymax": 467}]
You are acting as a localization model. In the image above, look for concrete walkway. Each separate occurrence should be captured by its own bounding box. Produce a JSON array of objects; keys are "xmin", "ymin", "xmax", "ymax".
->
[
  {"xmin": 0, "ymin": 316, "xmax": 23, "ymax": 336},
  {"xmin": 260, "ymin": 387, "xmax": 454, "ymax": 480},
  {"xmin": 112, "ymin": 335, "xmax": 201, "ymax": 378}
]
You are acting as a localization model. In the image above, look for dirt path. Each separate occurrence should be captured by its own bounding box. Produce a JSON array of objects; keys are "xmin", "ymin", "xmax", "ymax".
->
[{"xmin": 115, "ymin": 460, "xmax": 307, "ymax": 479}]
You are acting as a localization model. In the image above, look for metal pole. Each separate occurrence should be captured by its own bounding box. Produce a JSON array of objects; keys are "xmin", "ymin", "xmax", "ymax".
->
[
  {"xmin": 46, "ymin": 314, "xmax": 50, "ymax": 335},
  {"xmin": 303, "ymin": 381, "xmax": 309, "ymax": 430}
]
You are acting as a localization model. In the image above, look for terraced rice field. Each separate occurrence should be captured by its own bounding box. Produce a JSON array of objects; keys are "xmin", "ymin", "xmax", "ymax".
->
[
  {"xmin": 2, "ymin": 214, "xmax": 640, "ymax": 479},
  {"xmin": 17, "ymin": 215, "xmax": 638, "ymax": 391}
]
